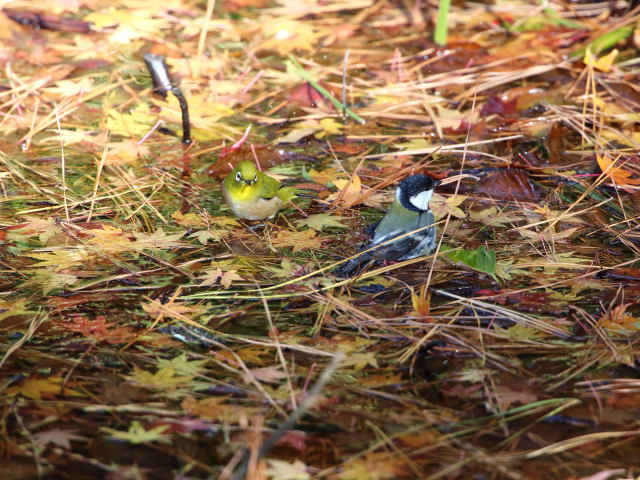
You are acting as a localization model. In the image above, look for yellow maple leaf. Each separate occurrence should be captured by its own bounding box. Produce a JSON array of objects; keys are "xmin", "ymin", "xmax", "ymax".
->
[
  {"xmin": 308, "ymin": 167, "xmax": 340, "ymax": 185},
  {"xmin": 133, "ymin": 228, "xmax": 186, "ymax": 250},
  {"xmin": 50, "ymin": 35, "xmax": 115, "ymax": 61},
  {"xmin": 267, "ymin": 460, "xmax": 310, "ymax": 480},
  {"xmin": 12, "ymin": 216, "xmax": 60, "ymax": 244},
  {"xmin": 272, "ymin": 229, "xmax": 320, "ymax": 252},
  {"xmin": 40, "ymin": 129, "xmax": 104, "ymax": 147},
  {"xmin": 326, "ymin": 174, "xmax": 362, "ymax": 207},
  {"xmin": 340, "ymin": 453, "xmax": 407, "ymax": 480},
  {"xmin": 142, "ymin": 299, "xmax": 206, "ymax": 321},
  {"xmin": 315, "ymin": 118, "xmax": 344, "ymax": 139},
  {"xmin": 583, "ymin": 47, "xmax": 619, "ymax": 73},
  {"xmin": 274, "ymin": 119, "xmax": 323, "ymax": 144},
  {"xmin": 21, "ymin": 270, "xmax": 78, "ymax": 295},
  {"xmin": 152, "ymin": 93, "xmax": 235, "ymax": 141},
  {"xmin": 518, "ymin": 226, "xmax": 581, "ymax": 242},
  {"xmin": 171, "ymin": 211, "xmax": 208, "ymax": 227},
  {"xmin": 429, "ymin": 193, "xmax": 466, "ymax": 220},
  {"xmin": 258, "ymin": 19, "xmax": 318, "ymax": 55},
  {"xmin": 84, "ymin": 8, "xmax": 170, "ymax": 43},
  {"xmin": 29, "ymin": 248, "xmax": 91, "ymax": 272},
  {"xmin": 182, "ymin": 395, "xmax": 244, "ymax": 422},
  {"xmin": 152, "ymin": 93, "xmax": 235, "ymax": 129},
  {"xmin": 198, "ymin": 267, "xmax": 243, "ymax": 288},
  {"xmin": 102, "ymin": 421, "xmax": 171, "ymax": 445},
  {"xmin": 43, "ymin": 78, "xmax": 95, "ymax": 98},
  {"xmin": 599, "ymin": 303, "xmax": 640, "ymax": 334},
  {"xmin": 7, "ymin": 376, "xmax": 83, "ymax": 400},
  {"xmin": 127, "ymin": 366, "xmax": 193, "ymax": 389},
  {"xmin": 106, "ymin": 103, "xmax": 156, "ymax": 138},
  {"xmin": 341, "ymin": 352, "xmax": 378, "ymax": 371},
  {"xmin": 104, "ymin": 139, "xmax": 150, "ymax": 166},
  {"xmin": 86, "ymin": 226, "xmax": 136, "ymax": 254}
]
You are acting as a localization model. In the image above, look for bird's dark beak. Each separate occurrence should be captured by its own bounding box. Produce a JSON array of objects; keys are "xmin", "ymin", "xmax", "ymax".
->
[
  {"xmin": 433, "ymin": 179, "xmax": 442, "ymax": 188},
  {"xmin": 244, "ymin": 179, "xmax": 253, "ymax": 186}
]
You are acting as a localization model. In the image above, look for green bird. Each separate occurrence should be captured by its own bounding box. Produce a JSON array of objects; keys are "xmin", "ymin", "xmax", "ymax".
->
[
  {"xmin": 223, "ymin": 161, "xmax": 297, "ymax": 220},
  {"xmin": 334, "ymin": 174, "xmax": 441, "ymax": 277}
]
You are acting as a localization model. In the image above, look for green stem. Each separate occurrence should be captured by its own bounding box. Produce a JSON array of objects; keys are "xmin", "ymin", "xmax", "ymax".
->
[{"xmin": 434, "ymin": 0, "xmax": 451, "ymax": 46}]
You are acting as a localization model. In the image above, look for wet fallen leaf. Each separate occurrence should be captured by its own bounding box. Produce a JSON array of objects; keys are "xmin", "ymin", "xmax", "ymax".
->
[
  {"xmin": 258, "ymin": 18, "xmax": 318, "ymax": 55},
  {"xmin": 295, "ymin": 213, "xmax": 348, "ymax": 231},
  {"xmin": 583, "ymin": 47, "xmax": 619, "ymax": 73},
  {"xmin": 102, "ymin": 421, "xmax": 171, "ymax": 445},
  {"xmin": 133, "ymin": 228, "xmax": 186, "ymax": 250},
  {"xmin": 596, "ymin": 155, "xmax": 640, "ymax": 186},
  {"xmin": 340, "ymin": 453, "xmax": 408, "ymax": 480},
  {"xmin": 443, "ymin": 245, "xmax": 497, "ymax": 280},
  {"xmin": 7, "ymin": 376, "xmax": 83, "ymax": 400},
  {"xmin": 267, "ymin": 459, "xmax": 310, "ymax": 480},
  {"xmin": 272, "ymin": 229, "xmax": 321, "ymax": 251},
  {"xmin": 127, "ymin": 366, "xmax": 193, "ymax": 389},
  {"xmin": 475, "ymin": 169, "xmax": 540, "ymax": 202},
  {"xmin": 341, "ymin": 352, "xmax": 378, "ymax": 371},
  {"xmin": 33, "ymin": 429, "xmax": 87, "ymax": 450},
  {"xmin": 198, "ymin": 267, "xmax": 243, "ymax": 288}
]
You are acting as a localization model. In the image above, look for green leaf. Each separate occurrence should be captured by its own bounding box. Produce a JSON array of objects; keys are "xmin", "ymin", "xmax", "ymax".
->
[
  {"xmin": 573, "ymin": 25, "xmax": 634, "ymax": 57},
  {"xmin": 495, "ymin": 324, "xmax": 542, "ymax": 342},
  {"xmin": 261, "ymin": 259, "xmax": 298, "ymax": 278},
  {"xmin": 157, "ymin": 353, "xmax": 209, "ymax": 376},
  {"xmin": 434, "ymin": 0, "xmax": 451, "ymax": 45},
  {"xmin": 443, "ymin": 245, "xmax": 497, "ymax": 281},
  {"xmin": 341, "ymin": 352, "xmax": 378, "ymax": 371},
  {"xmin": 295, "ymin": 213, "xmax": 348, "ymax": 232}
]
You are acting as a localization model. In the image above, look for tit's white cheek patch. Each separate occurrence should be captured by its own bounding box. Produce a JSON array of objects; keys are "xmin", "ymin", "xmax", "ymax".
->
[{"xmin": 409, "ymin": 190, "xmax": 433, "ymax": 211}]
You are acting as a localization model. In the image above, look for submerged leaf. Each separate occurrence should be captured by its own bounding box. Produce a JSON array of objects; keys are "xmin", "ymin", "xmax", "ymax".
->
[
  {"xmin": 272, "ymin": 229, "xmax": 321, "ymax": 251},
  {"xmin": 102, "ymin": 421, "xmax": 171, "ymax": 445},
  {"xmin": 267, "ymin": 459, "xmax": 310, "ymax": 480},
  {"xmin": 443, "ymin": 245, "xmax": 497, "ymax": 280},
  {"xmin": 597, "ymin": 155, "xmax": 640, "ymax": 186},
  {"xmin": 198, "ymin": 267, "xmax": 243, "ymax": 288},
  {"xmin": 295, "ymin": 213, "xmax": 348, "ymax": 231}
]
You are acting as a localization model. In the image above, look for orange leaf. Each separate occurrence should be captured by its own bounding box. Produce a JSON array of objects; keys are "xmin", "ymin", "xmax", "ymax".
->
[{"xmin": 597, "ymin": 155, "xmax": 640, "ymax": 186}]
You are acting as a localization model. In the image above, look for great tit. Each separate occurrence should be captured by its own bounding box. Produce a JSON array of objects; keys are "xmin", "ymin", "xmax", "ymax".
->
[
  {"xmin": 223, "ymin": 161, "xmax": 297, "ymax": 220},
  {"xmin": 334, "ymin": 174, "xmax": 441, "ymax": 277}
]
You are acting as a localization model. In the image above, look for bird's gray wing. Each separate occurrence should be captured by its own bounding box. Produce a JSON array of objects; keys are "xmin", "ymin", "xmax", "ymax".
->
[{"xmin": 333, "ymin": 211, "xmax": 436, "ymax": 277}]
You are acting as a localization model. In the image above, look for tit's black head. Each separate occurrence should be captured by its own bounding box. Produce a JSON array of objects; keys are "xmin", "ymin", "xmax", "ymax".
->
[{"xmin": 397, "ymin": 174, "xmax": 441, "ymax": 212}]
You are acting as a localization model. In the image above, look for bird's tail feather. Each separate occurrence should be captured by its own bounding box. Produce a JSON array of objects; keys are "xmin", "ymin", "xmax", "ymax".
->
[{"xmin": 332, "ymin": 251, "xmax": 377, "ymax": 278}]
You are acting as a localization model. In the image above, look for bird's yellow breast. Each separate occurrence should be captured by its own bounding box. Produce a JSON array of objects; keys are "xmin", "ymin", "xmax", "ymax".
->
[{"xmin": 223, "ymin": 188, "xmax": 283, "ymax": 220}]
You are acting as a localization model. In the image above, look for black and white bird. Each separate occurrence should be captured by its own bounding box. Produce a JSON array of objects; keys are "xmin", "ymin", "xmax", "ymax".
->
[{"xmin": 334, "ymin": 174, "xmax": 441, "ymax": 277}]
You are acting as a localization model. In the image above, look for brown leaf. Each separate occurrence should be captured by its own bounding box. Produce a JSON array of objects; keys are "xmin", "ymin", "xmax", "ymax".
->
[
  {"xmin": 242, "ymin": 366, "xmax": 287, "ymax": 384},
  {"xmin": 34, "ymin": 429, "xmax": 86, "ymax": 450},
  {"xmin": 493, "ymin": 385, "xmax": 538, "ymax": 410},
  {"xmin": 474, "ymin": 169, "xmax": 540, "ymax": 202}
]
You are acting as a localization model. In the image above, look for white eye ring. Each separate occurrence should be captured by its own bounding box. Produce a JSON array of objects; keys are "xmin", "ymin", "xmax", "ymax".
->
[
  {"xmin": 253, "ymin": 174, "xmax": 257, "ymax": 182},
  {"xmin": 235, "ymin": 172, "xmax": 242, "ymax": 182}
]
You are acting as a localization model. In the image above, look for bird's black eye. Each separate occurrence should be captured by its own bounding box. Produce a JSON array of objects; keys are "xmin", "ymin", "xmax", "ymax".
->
[{"xmin": 235, "ymin": 172, "xmax": 242, "ymax": 182}]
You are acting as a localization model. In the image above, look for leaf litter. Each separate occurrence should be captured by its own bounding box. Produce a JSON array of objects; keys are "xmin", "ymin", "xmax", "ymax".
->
[{"xmin": 1, "ymin": 1, "xmax": 640, "ymax": 479}]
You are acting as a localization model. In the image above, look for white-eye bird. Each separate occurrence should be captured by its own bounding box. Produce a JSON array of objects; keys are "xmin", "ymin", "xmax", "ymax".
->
[
  {"xmin": 222, "ymin": 161, "xmax": 297, "ymax": 220},
  {"xmin": 334, "ymin": 174, "xmax": 441, "ymax": 277}
]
